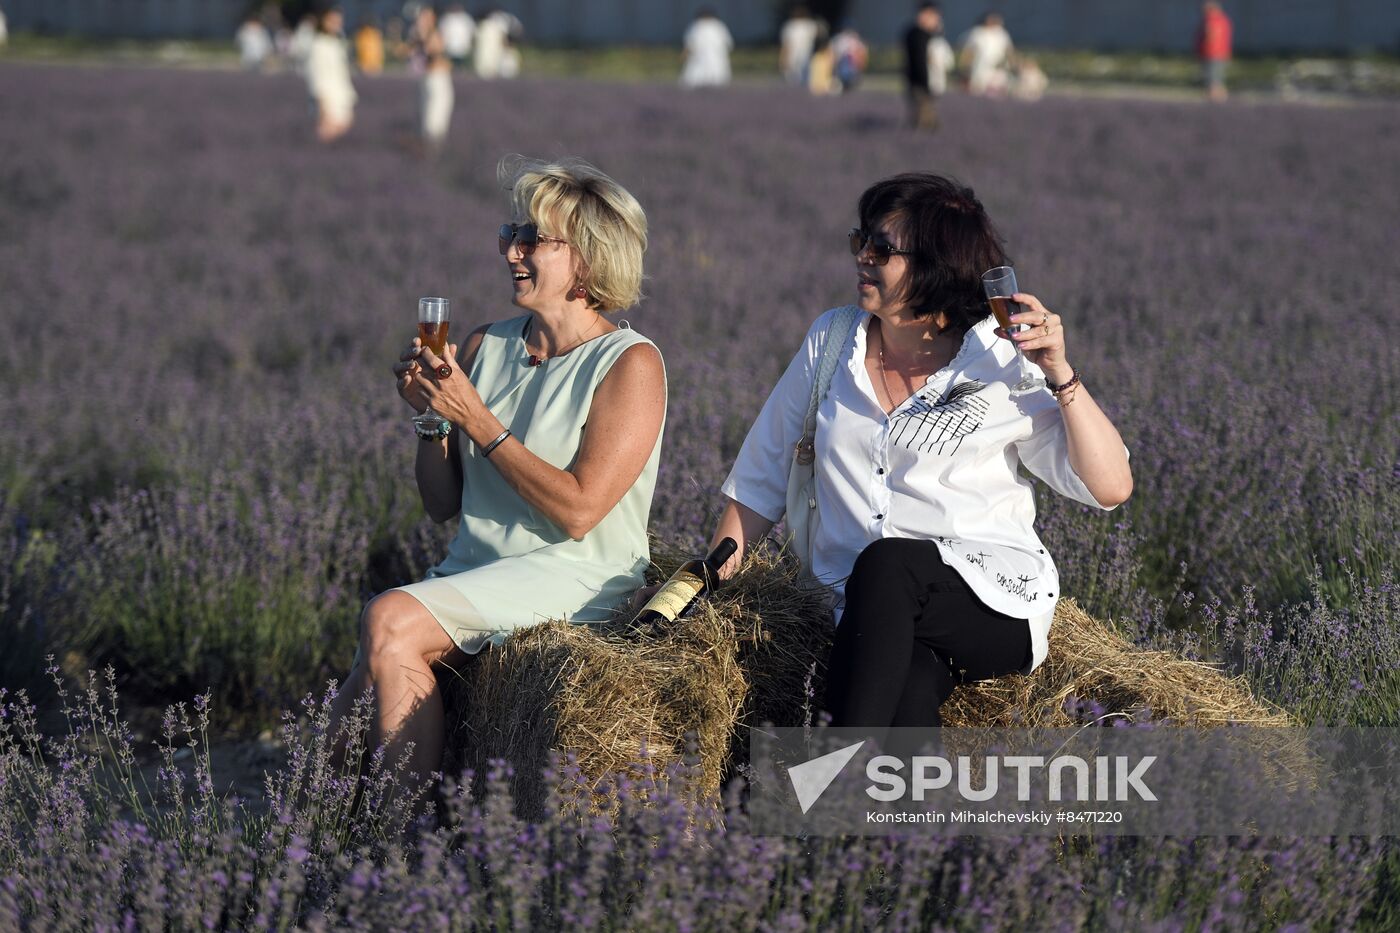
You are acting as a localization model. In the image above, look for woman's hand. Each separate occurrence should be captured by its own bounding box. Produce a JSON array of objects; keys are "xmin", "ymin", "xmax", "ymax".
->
[
  {"xmin": 392, "ymin": 338, "xmax": 432, "ymax": 413},
  {"xmin": 995, "ymin": 292, "xmax": 1075, "ymax": 386},
  {"xmin": 411, "ymin": 342, "xmax": 487, "ymax": 432}
]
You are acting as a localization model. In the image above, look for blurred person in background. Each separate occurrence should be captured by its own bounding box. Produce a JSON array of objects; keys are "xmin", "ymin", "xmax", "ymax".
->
[
  {"xmin": 236, "ymin": 13, "xmax": 273, "ymax": 70},
  {"xmin": 1197, "ymin": 1, "xmax": 1233, "ymax": 101},
  {"xmin": 806, "ymin": 31, "xmax": 836, "ymax": 95},
  {"xmin": 498, "ymin": 12, "xmax": 524, "ymax": 78},
  {"xmin": 779, "ymin": 5, "xmax": 821, "ymax": 86},
  {"xmin": 405, "ymin": 5, "xmax": 437, "ymax": 75},
  {"xmin": 474, "ymin": 8, "xmax": 524, "ymax": 79},
  {"xmin": 928, "ymin": 12, "xmax": 955, "ymax": 103},
  {"xmin": 1011, "ymin": 55, "xmax": 1047, "ymax": 101},
  {"xmin": 704, "ymin": 173, "xmax": 1131, "ymax": 736},
  {"xmin": 440, "ymin": 3, "xmax": 475, "ymax": 67},
  {"xmin": 332, "ymin": 158, "xmax": 665, "ymax": 789},
  {"xmin": 354, "ymin": 16, "xmax": 385, "ymax": 75},
  {"xmin": 959, "ymin": 11, "xmax": 1013, "ymax": 96},
  {"xmin": 306, "ymin": 7, "xmax": 357, "ymax": 142},
  {"xmin": 830, "ymin": 25, "xmax": 868, "ymax": 93},
  {"xmin": 288, "ymin": 12, "xmax": 317, "ymax": 74},
  {"xmin": 681, "ymin": 8, "xmax": 734, "ymax": 88},
  {"xmin": 270, "ymin": 7, "xmax": 293, "ymax": 62},
  {"xmin": 420, "ymin": 13, "xmax": 455, "ymax": 158},
  {"xmin": 384, "ymin": 14, "xmax": 407, "ymax": 63},
  {"xmin": 904, "ymin": 3, "xmax": 952, "ymax": 131}
]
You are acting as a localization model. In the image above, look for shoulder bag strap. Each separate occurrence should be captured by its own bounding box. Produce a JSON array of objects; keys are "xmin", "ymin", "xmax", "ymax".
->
[{"xmin": 794, "ymin": 306, "xmax": 861, "ymax": 465}]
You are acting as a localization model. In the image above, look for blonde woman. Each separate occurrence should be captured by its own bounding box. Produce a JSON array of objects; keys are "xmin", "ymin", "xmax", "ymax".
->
[{"xmin": 333, "ymin": 158, "xmax": 665, "ymax": 783}]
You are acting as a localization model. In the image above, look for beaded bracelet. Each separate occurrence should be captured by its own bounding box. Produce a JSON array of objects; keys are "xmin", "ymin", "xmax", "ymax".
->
[
  {"xmin": 1046, "ymin": 368, "xmax": 1081, "ymax": 397},
  {"xmin": 481, "ymin": 429, "xmax": 512, "ymax": 458},
  {"xmin": 415, "ymin": 419, "xmax": 453, "ymax": 441}
]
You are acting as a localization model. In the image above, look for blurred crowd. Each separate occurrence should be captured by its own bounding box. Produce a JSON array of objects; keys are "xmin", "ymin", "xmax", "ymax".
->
[
  {"xmin": 235, "ymin": 2, "xmax": 524, "ymax": 153},
  {"xmin": 690, "ymin": 2, "xmax": 1233, "ymax": 110},
  {"xmin": 766, "ymin": 3, "xmax": 1045, "ymax": 102},
  {"xmin": 234, "ymin": 1, "xmax": 1236, "ymax": 149},
  {"xmin": 235, "ymin": 2, "xmax": 523, "ymax": 81},
  {"xmin": 674, "ymin": 3, "xmax": 1043, "ymax": 101}
]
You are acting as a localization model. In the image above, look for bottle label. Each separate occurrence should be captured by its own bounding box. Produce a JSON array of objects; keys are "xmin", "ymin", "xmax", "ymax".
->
[{"xmin": 641, "ymin": 571, "xmax": 705, "ymax": 622}]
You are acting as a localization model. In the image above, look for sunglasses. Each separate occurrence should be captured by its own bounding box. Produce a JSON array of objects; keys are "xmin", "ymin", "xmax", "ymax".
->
[
  {"xmin": 848, "ymin": 227, "xmax": 915, "ymax": 265},
  {"xmin": 498, "ymin": 222, "xmax": 568, "ymax": 256}
]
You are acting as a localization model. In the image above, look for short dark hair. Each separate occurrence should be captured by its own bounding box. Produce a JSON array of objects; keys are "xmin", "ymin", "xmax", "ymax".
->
[{"xmin": 857, "ymin": 173, "xmax": 1008, "ymax": 336}]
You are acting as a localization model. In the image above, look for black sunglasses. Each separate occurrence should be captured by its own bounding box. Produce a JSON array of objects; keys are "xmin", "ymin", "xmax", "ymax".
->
[
  {"xmin": 499, "ymin": 222, "xmax": 568, "ymax": 256},
  {"xmin": 849, "ymin": 227, "xmax": 915, "ymax": 265}
]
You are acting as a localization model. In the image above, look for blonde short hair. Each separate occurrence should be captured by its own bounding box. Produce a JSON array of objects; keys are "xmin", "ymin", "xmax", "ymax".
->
[{"xmin": 501, "ymin": 156, "xmax": 648, "ymax": 312}]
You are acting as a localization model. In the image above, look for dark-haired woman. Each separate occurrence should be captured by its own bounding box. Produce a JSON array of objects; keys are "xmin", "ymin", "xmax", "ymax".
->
[{"xmin": 708, "ymin": 173, "xmax": 1131, "ymax": 730}]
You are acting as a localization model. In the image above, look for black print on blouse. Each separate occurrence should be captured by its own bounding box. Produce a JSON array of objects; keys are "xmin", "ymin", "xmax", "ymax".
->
[
  {"xmin": 889, "ymin": 380, "xmax": 990, "ymax": 455},
  {"xmin": 935, "ymin": 538, "xmax": 1000, "ymax": 585},
  {"xmin": 996, "ymin": 572, "xmax": 1039, "ymax": 603}
]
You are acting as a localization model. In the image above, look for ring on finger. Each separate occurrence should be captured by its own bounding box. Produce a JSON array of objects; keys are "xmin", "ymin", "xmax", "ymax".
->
[{"xmin": 436, "ymin": 363, "xmax": 453, "ymax": 379}]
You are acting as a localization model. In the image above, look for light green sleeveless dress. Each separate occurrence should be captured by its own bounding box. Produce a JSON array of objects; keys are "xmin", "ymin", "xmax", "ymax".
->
[{"xmin": 395, "ymin": 314, "xmax": 665, "ymax": 654}]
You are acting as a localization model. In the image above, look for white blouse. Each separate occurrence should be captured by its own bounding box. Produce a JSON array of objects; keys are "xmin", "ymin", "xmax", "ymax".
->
[{"xmin": 721, "ymin": 308, "xmax": 1125, "ymax": 675}]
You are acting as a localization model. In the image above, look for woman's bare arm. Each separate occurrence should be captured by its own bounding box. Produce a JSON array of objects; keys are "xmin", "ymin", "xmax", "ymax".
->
[{"xmin": 709, "ymin": 498, "xmax": 777, "ymax": 580}]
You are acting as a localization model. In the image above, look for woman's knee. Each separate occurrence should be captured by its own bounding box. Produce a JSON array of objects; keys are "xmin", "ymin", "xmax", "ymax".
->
[{"xmin": 360, "ymin": 591, "xmax": 448, "ymax": 668}]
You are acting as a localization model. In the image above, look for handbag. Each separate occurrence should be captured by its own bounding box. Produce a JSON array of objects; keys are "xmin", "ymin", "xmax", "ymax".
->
[{"xmin": 784, "ymin": 305, "xmax": 862, "ymax": 576}]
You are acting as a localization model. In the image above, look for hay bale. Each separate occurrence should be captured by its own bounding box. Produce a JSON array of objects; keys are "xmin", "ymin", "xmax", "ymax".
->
[
  {"xmin": 440, "ymin": 543, "xmax": 832, "ymax": 816},
  {"xmin": 441, "ymin": 542, "xmax": 1294, "ymax": 815},
  {"xmin": 440, "ymin": 607, "xmax": 746, "ymax": 818},
  {"xmin": 944, "ymin": 598, "xmax": 1296, "ymax": 728}
]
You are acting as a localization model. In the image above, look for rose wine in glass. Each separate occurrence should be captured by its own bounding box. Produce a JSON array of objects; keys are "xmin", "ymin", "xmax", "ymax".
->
[
  {"xmin": 412, "ymin": 297, "xmax": 452, "ymax": 437},
  {"xmin": 981, "ymin": 266, "xmax": 1043, "ymax": 395}
]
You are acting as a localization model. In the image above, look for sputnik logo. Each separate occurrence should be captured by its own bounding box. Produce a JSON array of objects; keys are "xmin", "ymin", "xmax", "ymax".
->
[{"xmin": 788, "ymin": 741, "xmax": 866, "ymax": 814}]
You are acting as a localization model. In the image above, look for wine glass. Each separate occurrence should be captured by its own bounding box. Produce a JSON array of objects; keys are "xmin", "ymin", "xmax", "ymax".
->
[
  {"xmin": 981, "ymin": 266, "xmax": 1044, "ymax": 396},
  {"xmin": 412, "ymin": 297, "xmax": 452, "ymax": 438}
]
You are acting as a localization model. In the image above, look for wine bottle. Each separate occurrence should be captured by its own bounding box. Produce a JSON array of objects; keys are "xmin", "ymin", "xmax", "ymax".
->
[{"xmin": 634, "ymin": 537, "xmax": 738, "ymax": 625}]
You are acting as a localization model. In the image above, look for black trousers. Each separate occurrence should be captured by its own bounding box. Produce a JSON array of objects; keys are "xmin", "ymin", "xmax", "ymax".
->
[{"xmin": 823, "ymin": 538, "xmax": 1032, "ymax": 730}]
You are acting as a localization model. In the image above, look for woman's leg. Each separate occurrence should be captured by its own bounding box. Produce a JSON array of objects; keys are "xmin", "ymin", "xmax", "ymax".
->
[
  {"xmin": 825, "ymin": 538, "xmax": 1031, "ymax": 730},
  {"xmin": 913, "ymin": 568, "xmax": 1032, "ymax": 691},
  {"xmin": 890, "ymin": 642, "xmax": 958, "ymax": 728},
  {"xmin": 335, "ymin": 590, "xmax": 467, "ymax": 785},
  {"xmin": 823, "ymin": 537, "xmax": 932, "ymax": 728}
]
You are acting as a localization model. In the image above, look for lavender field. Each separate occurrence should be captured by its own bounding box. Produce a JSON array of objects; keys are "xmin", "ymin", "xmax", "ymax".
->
[{"xmin": 1, "ymin": 62, "xmax": 1399, "ymax": 927}]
